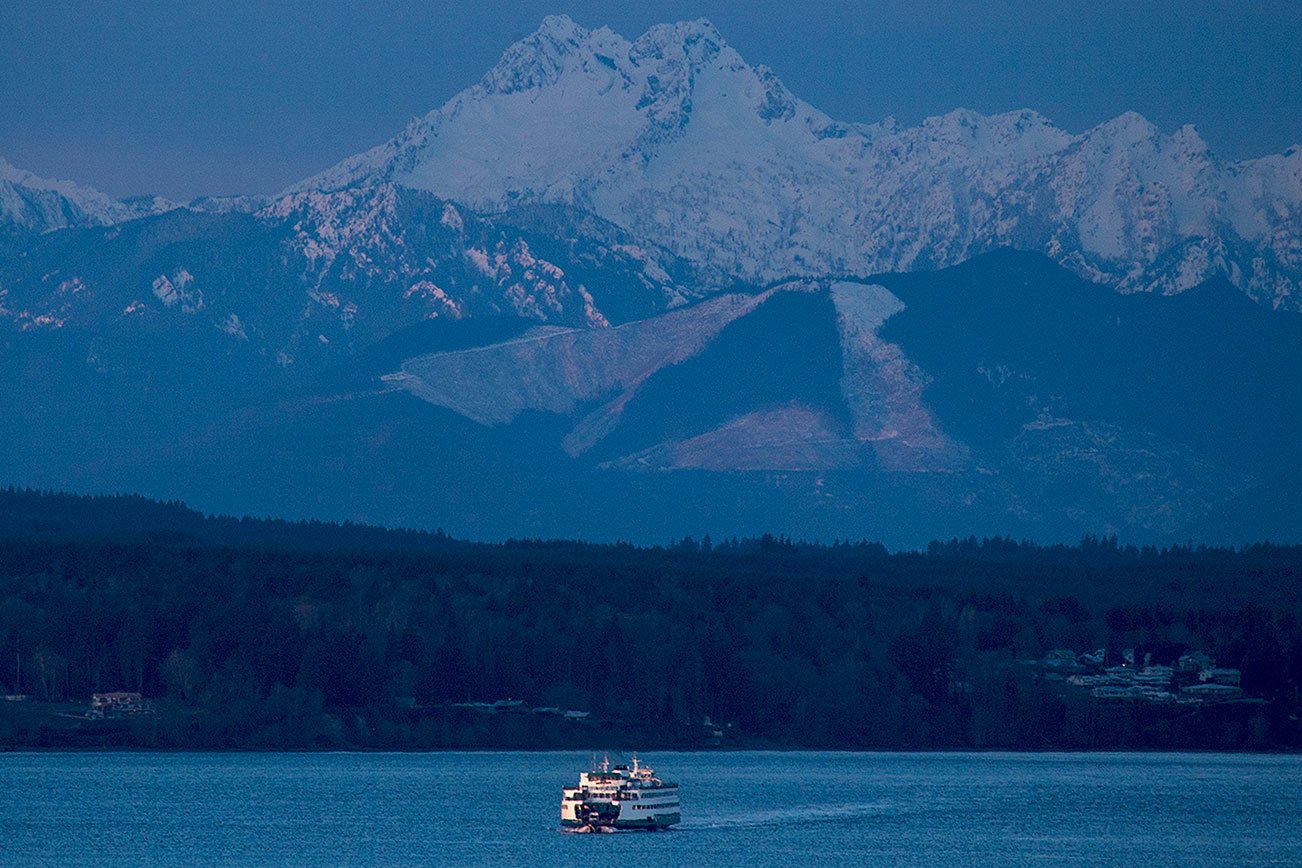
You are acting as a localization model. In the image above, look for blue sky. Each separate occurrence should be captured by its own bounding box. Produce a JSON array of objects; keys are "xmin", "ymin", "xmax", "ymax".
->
[{"xmin": 3, "ymin": 0, "xmax": 1299, "ymax": 200}]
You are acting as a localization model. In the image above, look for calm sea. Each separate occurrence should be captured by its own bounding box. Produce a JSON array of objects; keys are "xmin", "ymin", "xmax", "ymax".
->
[{"xmin": 1, "ymin": 751, "xmax": 1299, "ymax": 865}]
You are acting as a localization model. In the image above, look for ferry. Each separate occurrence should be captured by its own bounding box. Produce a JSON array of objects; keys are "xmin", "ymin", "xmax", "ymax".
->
[{"xmin": 561, "ymin": 754, "xmax": 681, "ymax": 831}]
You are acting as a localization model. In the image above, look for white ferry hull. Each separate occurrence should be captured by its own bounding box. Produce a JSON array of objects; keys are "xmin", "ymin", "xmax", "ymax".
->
[
  {"xmin": 561, "ymin": 755, "xmax": 680, "ymax": 831},
  {"xmin": 614, "ymin": 812, "xmax": 681, "ymax": 830}
]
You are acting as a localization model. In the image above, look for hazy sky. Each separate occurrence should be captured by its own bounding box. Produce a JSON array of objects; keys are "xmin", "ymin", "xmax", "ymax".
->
[{"xmin": 3, "ymin": 0, "xmax": 1299, "ymax": 200}]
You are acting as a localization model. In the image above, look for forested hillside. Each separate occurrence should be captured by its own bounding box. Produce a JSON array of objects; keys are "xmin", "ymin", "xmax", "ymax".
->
[{"xmin": 1, "ymin": 488, "xmax": 1299, "ymax": 750}]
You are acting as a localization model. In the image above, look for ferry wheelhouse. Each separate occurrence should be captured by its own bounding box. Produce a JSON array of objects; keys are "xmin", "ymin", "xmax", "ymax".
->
[{"xmin": 561, "ymin": 754, "xmax": 680, "ymax": 831}]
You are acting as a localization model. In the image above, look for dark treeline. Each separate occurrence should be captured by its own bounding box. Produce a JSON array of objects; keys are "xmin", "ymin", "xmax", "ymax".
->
[{"xmin": 0, "ymin": 488, "xmax": 1299, "ymax": 750}]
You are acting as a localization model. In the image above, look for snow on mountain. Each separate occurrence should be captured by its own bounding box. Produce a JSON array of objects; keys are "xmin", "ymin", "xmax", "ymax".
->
[
  {"xmin": 0, "ymin": 157, "xmax": 176, "ymax": 236},
  {"xmin": 0, "ymin": 183, "xmax": 704, "ymax": 363},
  {"xmin": 295, "ymin": 16, "xmax": 1302, "ymax": 308},
  {"xmin": 259, "ymin": 183, "xmax": 704, "ymax": 335},
  {"xmin": 187, "ymin": 194, "xmax": 271, "ymax": 214}
]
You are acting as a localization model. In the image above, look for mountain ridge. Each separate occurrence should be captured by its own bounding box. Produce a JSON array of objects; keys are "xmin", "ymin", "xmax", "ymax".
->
[
  {"xmin": 0, "ymin": 157, "xmax": 177, "ymax": 238},
  {"xmin": 5, "ymin": 16, "xmax": 1300, "ymax": 308},
  {"xmin": 1, "ymin": 16, "xmax": 1301, "ymax": 546},
  {"xmin": 293, "ymin": 15, "xmax": 1302, "ymax": 309}
]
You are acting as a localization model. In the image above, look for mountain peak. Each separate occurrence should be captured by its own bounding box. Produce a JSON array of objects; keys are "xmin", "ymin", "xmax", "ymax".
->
[
  {"xmin": 490, "ymin": 16, "xmax": 742, "ymax": 85},
  {"xmin": 630, "ymin": 18, "xmax": 735, "ymax": 70},
  {"xmin": 486, "ymin": 16, "xmax": 739, "ymax": 90},
  {"xmin": 534, "ymin": 13, "xmax": 586, "ymax": 41},
  {"xmin": 285, "ymin": 19, "xmax": 1301, "ymax": 309},
  {"xmin": 0, "ymin": 156, "xmax": 83, "ymax": 193},
  {"xmin": 1170, "ymin": 123, "xmax": 1210, "ymax": 154},
  {"xmin": 636, "ymin": 17, "xmax": 725, "ymax": 46},
  {"xmin": 480, "ymin": 15, "xmax": 599, "ymax": 95},
  {"xmin": 1094, "ymin": 110, "xmax": 1161, "ymax": 143}
]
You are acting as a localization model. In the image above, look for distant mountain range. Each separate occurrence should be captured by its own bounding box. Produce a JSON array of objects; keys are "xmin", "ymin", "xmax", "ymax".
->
[
  {"xmin": 296, "ymin": 16, "xmax": 1302, "ymax": 309},
  {"xmin": 1, "ymin": 16, "xmax": 1300, "ymax": 545}
]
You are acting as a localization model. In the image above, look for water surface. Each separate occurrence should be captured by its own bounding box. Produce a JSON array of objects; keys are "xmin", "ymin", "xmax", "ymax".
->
[{"xmin": 2, "ymin": 751, "xmax": 1299, "ymax": 865}]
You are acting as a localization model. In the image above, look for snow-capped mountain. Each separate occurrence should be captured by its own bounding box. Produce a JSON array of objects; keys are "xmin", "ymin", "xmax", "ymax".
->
[
  {"xmin": 0, "ymin": 157, "xmax": 176, "ymax": 238},
  {"xmin": 2, "ymin": 15, "xmax": 1302, "ymax": 546},
  {"xmin": 297, "ymin": 15, "xmax": 1302, "ymax": 308}
]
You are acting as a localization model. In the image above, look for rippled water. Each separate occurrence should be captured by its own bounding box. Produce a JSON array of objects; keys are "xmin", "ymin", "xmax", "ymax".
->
[{"xmin": 2, "ymin": 751, "xmax": 1299, "ymax": 865}]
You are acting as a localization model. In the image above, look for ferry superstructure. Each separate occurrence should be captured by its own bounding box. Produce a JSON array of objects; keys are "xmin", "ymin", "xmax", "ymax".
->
[{"xmin": 561, "ymin": 754, "xmax": 681, "ymax": 830}]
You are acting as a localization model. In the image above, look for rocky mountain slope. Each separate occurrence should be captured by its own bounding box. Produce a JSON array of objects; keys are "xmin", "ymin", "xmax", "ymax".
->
[
  {"xmin": 5, "ymin": 238, "xmax": 1297, "ymax": 546},
  {"xmin": 0, "ymin": 185, "xmax": 705, "ymax": 362},
  {"xmin": 360, "ymin": 251, "xmax": 1298, "ymax": 541},
  {"xmin": 298, "ymin": 16, "xmax": 1302, "ymax": 308}
]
